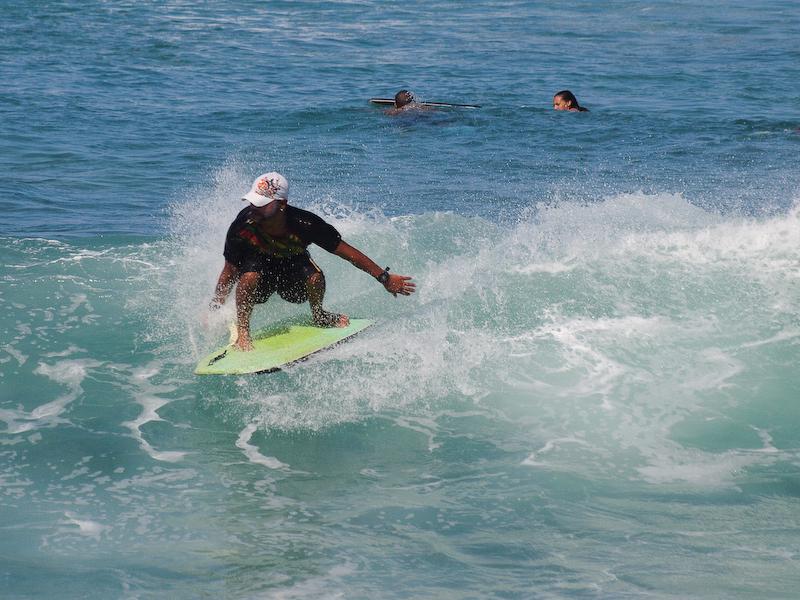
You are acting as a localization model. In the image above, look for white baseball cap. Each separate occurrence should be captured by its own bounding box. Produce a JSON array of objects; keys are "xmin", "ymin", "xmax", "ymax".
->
[{"xmin": 242, "ymin": 172, "xmax": 289, "ymax": 206}]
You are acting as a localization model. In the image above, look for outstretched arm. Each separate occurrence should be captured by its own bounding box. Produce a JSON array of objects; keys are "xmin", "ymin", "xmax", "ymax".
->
[
  {"xmin": 209, "ymin": 261, "xmax": 240, "ymax": 309},
  {"xmin": 333, "ymin": 240, "xmax": 416, "ymax": 297}
]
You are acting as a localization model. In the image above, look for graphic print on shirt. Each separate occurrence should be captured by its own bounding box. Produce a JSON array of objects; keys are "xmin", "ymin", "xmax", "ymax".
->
[{"xmin": 237, "ymin": 219, "xmax": 307, "ymax": 259}]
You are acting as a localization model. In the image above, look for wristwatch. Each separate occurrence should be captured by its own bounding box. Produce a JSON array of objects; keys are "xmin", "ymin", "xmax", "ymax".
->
[{"xmin": 376, "ymin": 267, "xmax": 390, "ymax": 285}]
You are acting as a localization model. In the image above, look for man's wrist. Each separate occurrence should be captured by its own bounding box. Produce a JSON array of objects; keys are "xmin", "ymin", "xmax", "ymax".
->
[{"xmin": 376, "ymin": 267, "xmax": 390, "ymax": 285}]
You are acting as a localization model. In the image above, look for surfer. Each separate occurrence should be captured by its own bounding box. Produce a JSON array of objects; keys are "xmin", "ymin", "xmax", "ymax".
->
[
  {"xmin": 208, "ymin": 172, "xmax": 416, "ymax": 351},
  {"xmin": 384, "ymin": 89, "xmax": 429, "ymax": 115},
  {"xmin": 553, "ymin": 90, "xmax": 589, "ymax": 112}
]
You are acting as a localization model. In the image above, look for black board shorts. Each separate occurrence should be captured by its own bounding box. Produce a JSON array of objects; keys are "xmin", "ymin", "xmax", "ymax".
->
[{"xmin": 244, "ymin": 255, "xmax": 322, "ymax": 305}]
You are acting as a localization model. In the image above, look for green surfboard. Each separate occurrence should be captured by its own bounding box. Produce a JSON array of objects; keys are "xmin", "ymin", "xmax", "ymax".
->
[{"xmin": 195, "ymin": 318, "xmax": 373, "ymax": 375}]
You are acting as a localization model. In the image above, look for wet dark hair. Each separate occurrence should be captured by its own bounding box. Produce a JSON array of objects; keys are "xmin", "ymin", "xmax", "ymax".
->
[
  {"xmin": 554, "ymin": 90, "xmax": 588, "ymax": 111},
  {"xmin": 394, "ymin": 89, "xmax": 416, "ymax": 108}
]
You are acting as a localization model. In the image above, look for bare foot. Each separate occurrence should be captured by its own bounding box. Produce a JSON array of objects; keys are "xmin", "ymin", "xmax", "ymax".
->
[
  {"xmin": 228, "ymin": 324, "xmax": 253, "ymax": 351},
  {"xmin": 312, "ymin": 309, "xmax": 349, "ymax": 328},
  {"xmin": 233, "ymin": 335, "xmax": 254, "ymax": 351}
]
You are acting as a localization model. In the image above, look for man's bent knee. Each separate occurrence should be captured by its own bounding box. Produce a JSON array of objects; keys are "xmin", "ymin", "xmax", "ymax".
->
[
  {"xmin": 238, "ymin": 271, "xmax": 261, "ymax": 284},
  {"xmin": 307, "ymin": 271, "xmax": 325, "ymax": 287},
  {"xmin": 238, "ymin": 271, "xmax": 269, "ymax": 304}
]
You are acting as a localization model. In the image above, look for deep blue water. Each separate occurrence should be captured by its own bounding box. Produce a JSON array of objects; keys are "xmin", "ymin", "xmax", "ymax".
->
[{"xmin": 2, "ymin": 1, "xmax": 800, "ymax": 598}]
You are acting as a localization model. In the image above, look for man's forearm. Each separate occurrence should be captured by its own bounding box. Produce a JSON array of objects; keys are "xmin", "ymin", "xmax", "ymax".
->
[
  {"xmin": 334, "ymin": 241, "xmax": 383, "ymax": 279},
  {"xmin": 211, "ymin": 262, "xmax": 239, "ymax": 307},
  {"xmin": 333, "ymin": 240, "xmax": 416, "ymax": 297}
]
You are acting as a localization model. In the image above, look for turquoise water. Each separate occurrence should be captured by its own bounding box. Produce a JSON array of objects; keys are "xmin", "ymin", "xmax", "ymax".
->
[{"xmin": 2, "ymin": 1, "xmax": 800, "ymax": 598}]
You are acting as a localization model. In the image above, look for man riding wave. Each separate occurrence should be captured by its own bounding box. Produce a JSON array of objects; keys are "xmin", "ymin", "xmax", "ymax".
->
[{"xmin": 209, "ymin": 172, "xmax": 415, "ymax": 351}]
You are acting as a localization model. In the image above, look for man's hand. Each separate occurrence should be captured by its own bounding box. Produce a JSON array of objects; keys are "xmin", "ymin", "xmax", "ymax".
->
[{"xmin": 383, "ymin": 274, "xmax": 415, "ymax": 297}]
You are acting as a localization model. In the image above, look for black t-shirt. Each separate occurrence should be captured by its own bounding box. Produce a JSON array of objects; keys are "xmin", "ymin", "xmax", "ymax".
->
[{"xmin": 223, "ymin": 205, "xmax": 342, "ymax": 271}]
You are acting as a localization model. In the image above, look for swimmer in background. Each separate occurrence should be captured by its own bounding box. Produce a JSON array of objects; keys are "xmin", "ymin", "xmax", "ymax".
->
[
  {"xmin": 553, "ymin": 90, "xmax": 589, "ymax": 112},
  {"xmin": 384, "ymin": 89, "xmax": 431, "ymax": 115}
]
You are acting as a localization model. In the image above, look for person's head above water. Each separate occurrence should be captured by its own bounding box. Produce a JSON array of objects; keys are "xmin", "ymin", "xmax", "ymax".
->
[
  {"xmin": 394, "ymin": 89, "xmax": 417, "ymax": 108},
  {"xmin": 553, "ymin": 90, "xmax": 588, "ymax": 112},
  {"xmin": 384, "ymin": 89, "xmax": 432, "ymax": 116},
  {"xmin": 242, "ymin": 172, "xmax": 289, "ymax": 207}
]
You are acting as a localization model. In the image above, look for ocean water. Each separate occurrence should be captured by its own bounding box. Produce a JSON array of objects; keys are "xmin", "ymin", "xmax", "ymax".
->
[{"xmin": 2, "ymin": 1, "xmax": 800, "ymax": 597}]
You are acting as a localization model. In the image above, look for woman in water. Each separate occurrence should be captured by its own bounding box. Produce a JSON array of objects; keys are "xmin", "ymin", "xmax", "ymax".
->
[{"xmin": 553, "ymin": 90, "xmax": 589, "ymax": 112}]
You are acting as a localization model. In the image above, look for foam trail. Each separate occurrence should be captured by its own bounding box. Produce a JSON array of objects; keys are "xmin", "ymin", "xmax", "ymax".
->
[
  {"xmin": 0, "ymin": 359, "xmax": 99, "ymax": 434},
  {"xmin": 122, "ymin": 395, "xmax": 187, "ymax": 462},
  {"xmin": 522, "ymin": 438, "xmax": 592, "ymax": 467},
  {"xmin": 236, "ymin": 423, "xmax": 288, "ymax": 469},
  {"xmin": 122, "ymin": 365, "xmax": 187, "ymax": 462},
  {"xmin": 63, "ymin": 512, "xmax": 109, "ymax": 540},
  {"xmin": 393, "ymin": 416, "xmax": 441, "ymax": 451}
]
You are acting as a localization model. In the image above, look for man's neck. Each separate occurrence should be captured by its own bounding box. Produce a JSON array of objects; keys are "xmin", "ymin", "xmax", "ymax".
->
[{"xmin": 254, "ymin": 203, "xmax": 288, "ymax": 233}]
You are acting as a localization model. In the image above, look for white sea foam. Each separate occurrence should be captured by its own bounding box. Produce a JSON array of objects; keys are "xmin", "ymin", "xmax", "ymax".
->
[
  {"xmin": 392, "ymin": 415, "xmax": 442, "ymax": 451},
  {"xmin": 488, "ymin": 195, "xmax": 800, "ymax": 486},
  {"xmin": 236, "ymin": 422, "xmax": 288, "ymax": 469},
  {"xmin": 636, "ymin": 448, "xmax": 774, "ymax": 487},
  {"xmin": 42, "ymin": 345, "xmax": 87, "ymax": 358},
  {"xmin": 1, "ymin": 343, "xmax": 27, "ymax": 366},
  {"xmin": 266, "ymin": 561, "xmax": 357, "ymax": 600},
  {"xmin": 522, "ymin": 437, "xmax": 592, "ymax": 467},
  {"xmin": 156, "ymin": 184, "xmax": 800, "ymax": 493},
  {"xmin": 0, "ymin": 359, "xmax": 100, "ymax": 434},
  {"xmin": 121, "ymin": 364, "xmax": 187, "ymax": 462},
  {"xmin": 62, "ymin": 511, "xmax": 109, "ymax": 539},
  {"xmin": 123, "ymin": 407, "xmax": 186, "ymax": 462}
]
